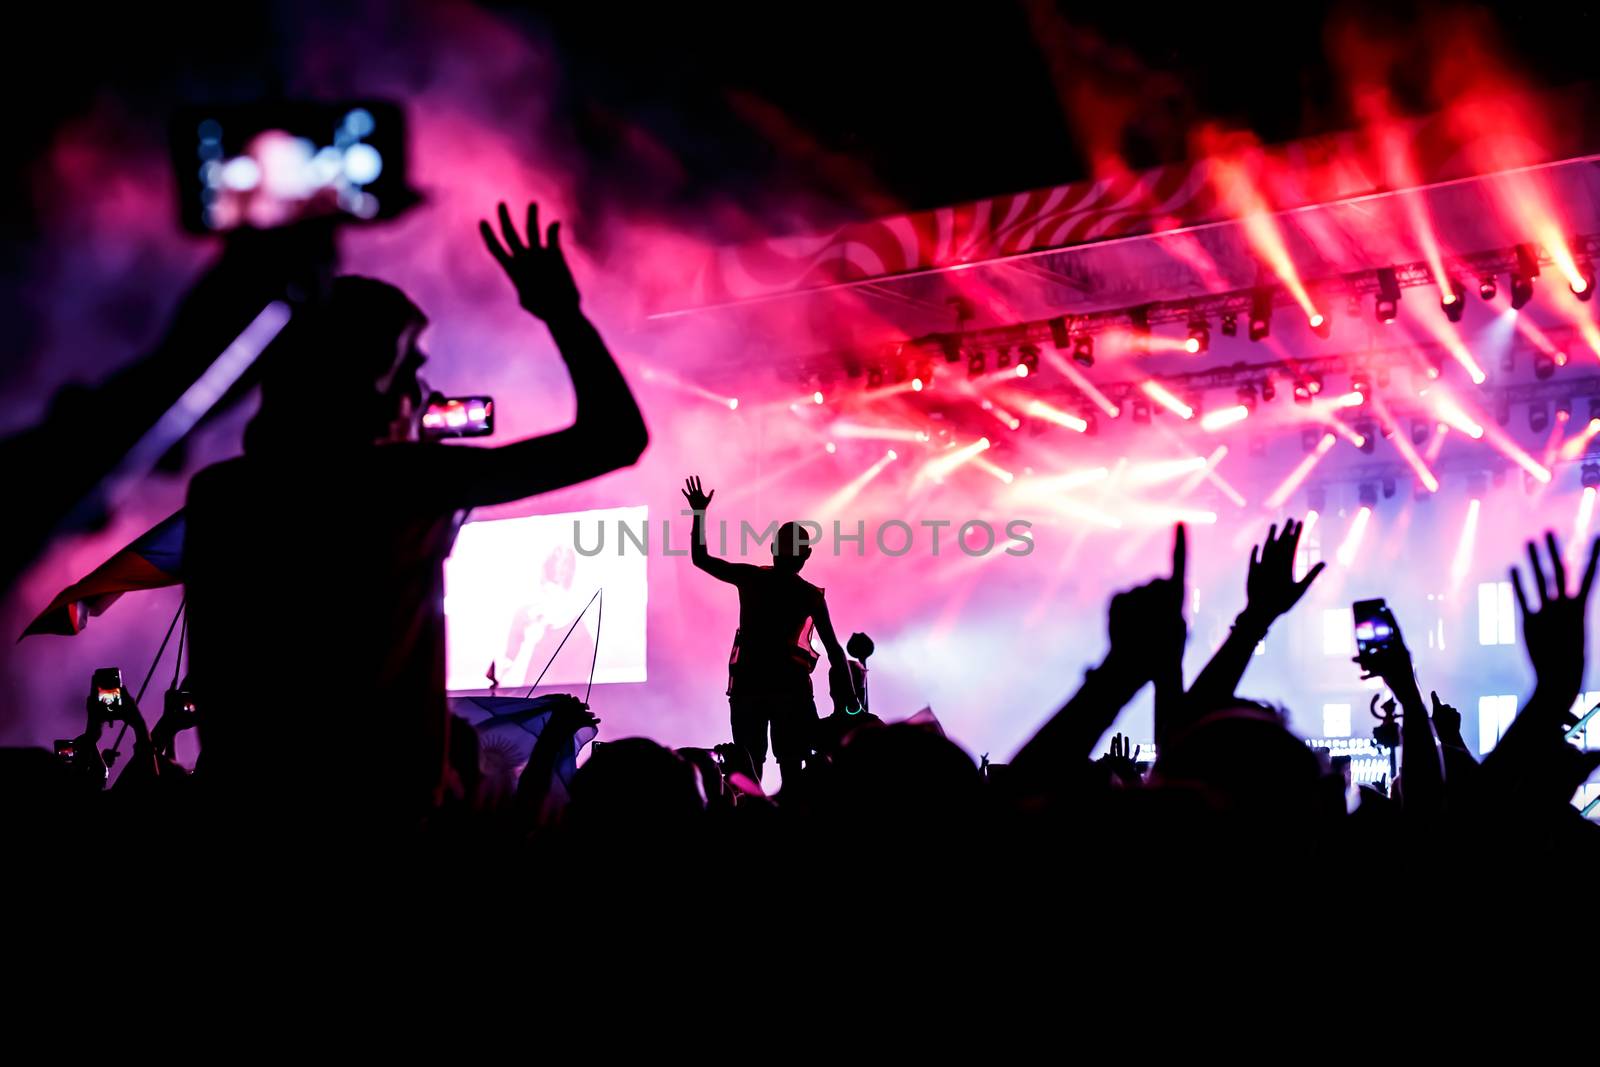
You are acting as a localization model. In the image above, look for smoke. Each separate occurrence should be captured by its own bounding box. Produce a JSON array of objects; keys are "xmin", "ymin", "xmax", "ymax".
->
[{"xmin": 2, "ymin": 2, "xmax": 1594, "ymax": 784}]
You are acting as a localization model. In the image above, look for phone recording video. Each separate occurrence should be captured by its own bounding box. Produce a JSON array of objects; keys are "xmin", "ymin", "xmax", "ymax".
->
[
  {"xmin": 421, "ymin": 396, "xmax": 494, "ymax": 439},
  {"xmin": 173, "ymin": 101, "xmax": 410, "ymax": 232},
  {"xmin": 92, "ymin": 667, "xmax": 123, "ymax": 709},
  {"xmin": 1352, "ymin": 599, "xmax": 1399, "ymax": 661}
]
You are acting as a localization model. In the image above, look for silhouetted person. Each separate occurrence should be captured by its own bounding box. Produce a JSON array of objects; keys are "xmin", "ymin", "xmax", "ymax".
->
[
  {"xmin": 182, "ymin": 202, "xmax": 647, "ymax": 830},
  {"xmin": 682, "ymin": 476, "xmax": 849, "ymax": 785}
]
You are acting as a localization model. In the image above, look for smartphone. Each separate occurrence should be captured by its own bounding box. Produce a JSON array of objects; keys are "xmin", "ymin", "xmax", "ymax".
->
[
  {"xmin": 91, "ymin": 667, "xmax": 123, "ymax": 708},
  {"xmin": 173, "ymin": 101, "xmax": 411, "ymax": 232},
  {"xmin": 1352, "ymin": 599, "xmax": 1400, "ymax": 661},
  {"xmin": 54, "ymin": 739, "xmax": 78, "ymax": 763},
  {"xmin": 421, "ymin": 396, "xmax": 494, "ymax": 439}
]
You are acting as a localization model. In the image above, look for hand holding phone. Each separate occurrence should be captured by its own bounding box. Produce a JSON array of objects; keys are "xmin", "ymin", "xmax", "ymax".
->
[
  {"xmin": 1352, "ymin": 599, "xmax": 1420, "ymax": 702},
  {"xmin": 91, "ymin": 667, "xmax": 124, "ymax": 715},
  {"xmin": 420, "ymin": 396, "xmax": 494, "ymax": 439}
]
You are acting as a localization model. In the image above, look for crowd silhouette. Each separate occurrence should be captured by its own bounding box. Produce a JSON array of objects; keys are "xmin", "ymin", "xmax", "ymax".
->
[{"xmin": 5, "ymin": 199, "xmax": 1599, "ymax": 922}]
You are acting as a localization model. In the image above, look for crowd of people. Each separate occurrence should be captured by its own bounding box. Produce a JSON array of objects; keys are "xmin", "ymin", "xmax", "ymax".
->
[{"xmin": 5, "ymin": 201, "xmax": 1599, "ymax": 918}]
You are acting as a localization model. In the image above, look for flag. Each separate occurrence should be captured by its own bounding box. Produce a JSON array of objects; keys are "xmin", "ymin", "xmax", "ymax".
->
[
  {"xmin": 22, "ymin": 511, "xmax": 185, "ymax": 638},
  {"xmin": 447, "ymin": 694, "xmax": 599, "ymax": 794},
  {"xmin": 899, "ymin": 706, "xmax": 945, "ymax": 736}
]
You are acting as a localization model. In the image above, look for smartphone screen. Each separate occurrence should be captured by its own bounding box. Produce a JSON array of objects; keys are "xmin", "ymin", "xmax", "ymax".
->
[
  {"xmin": 1352, "ymin": 599, "xmax": 1397, "ymax": 660},
  {"xmin": 92, "ymin": 667, "xmax": 123, "ymax": 708},
  {"xmin": 421, "ymin": 396, "xmax": 494, "ymax": 439},
  {"xmin": 173, "ymin": 101, "xmax": 410, "ymax": 232}
]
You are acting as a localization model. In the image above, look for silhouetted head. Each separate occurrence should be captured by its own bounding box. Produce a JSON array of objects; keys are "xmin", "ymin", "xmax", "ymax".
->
[
  {"xmin": 772, "ymin": 521, "xmax": 813, "ymax": 573},
  {"xmin": 846, "ymin": 632, "xmax": 875, "ymax": 661},
  {"xmin": 1152, "ymin": 702, "xmax": 1341, "ymax": 823},
  {"xmin": 248, "ymin": 275, "xmax": 429, "ymax": 454},
  {"xmin": 567, "ymin": 738, "xmax": 705, "ymax": 834},
  {"xmin": 827, "ymin": 722, "xmax": 982, "ymax": 825}
]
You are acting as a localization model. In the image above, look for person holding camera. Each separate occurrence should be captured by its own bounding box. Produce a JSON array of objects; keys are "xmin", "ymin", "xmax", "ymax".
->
[{"xmin": 181, "ymin": 203, "xmax": 648, "ymax": 829}]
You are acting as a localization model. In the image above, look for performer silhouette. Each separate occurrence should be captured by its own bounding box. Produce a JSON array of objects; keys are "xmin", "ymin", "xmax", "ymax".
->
[{"xmin": 681, "ymin": 475, "xmax": 852, "ymax": 784}]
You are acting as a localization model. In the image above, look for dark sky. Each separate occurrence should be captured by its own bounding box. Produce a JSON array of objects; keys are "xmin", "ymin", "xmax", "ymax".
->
[{"xmin": 5, "ymin": 0, "xmax": 1599, "ymax": 245}]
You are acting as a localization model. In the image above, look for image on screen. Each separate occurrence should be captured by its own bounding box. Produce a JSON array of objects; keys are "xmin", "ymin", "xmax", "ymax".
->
[{"xmin": 444, "ymin": 506, "xmax": 647, "ymax": 690}]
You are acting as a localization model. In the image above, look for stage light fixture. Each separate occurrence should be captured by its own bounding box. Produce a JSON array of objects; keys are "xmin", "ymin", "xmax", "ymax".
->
[
  {"xmin": 1479, "ymin": 275, "xmax": 1498, "ymax": 300},
  {"xmin": 968, "ymin": 351, "xmax": 986, "ymax": 378},
  {"xmin": 1072, "ymin": 334, "xmax": 1094, "ymax": 367},
  {"xmin": 866, "ymin": 366, "xmax": 884, "ymax": 388},
  {"xmin": 995, "ymin": 347, "xmax": 1012, "ymax": 369},
  {"xmin": 1260, "ymin": 379, "xmax": 1276, "ymax": 403},
  {"xmin": 1442, "ymin": 278, "xmax": 1467, "ymax": 321},
  {"xmin": 1081, "ymin": 410, "xmax": 1099, "ymax": 436},
  {"xmin": 1557, "ymin": 398, "xmax": 1572, "ymax": 423},
  {"xmin": 1584, "ymin": 462, "xmax": 1600, "ymax": 489},
  {"xmin": 1185, "ymin": 317, "xmax": 1210, "ymax": 355},
  {"xmin": 1375, "ymin": 268, "xmax": 1401, "ymax": 323},
  {"xmin": 940, "ymin": 336, "xmax": 963, "ymax": 363},
  {"xmin": 1382, "ymin": 476, "xmax": 1397, "ymax": 499},
  {"xmin": 1511, "ymin": 244, "xmax": 1539, "ymax": 309},
  {"xmin": 1358, "ymin": 483, "xmax": 1379, "ymax": 508},
  {"xmin": 1131, "ymin": 399, "xmax": 1152, "ymax": 424},
  {"xmin": 1352, "ymin": 371, "xmax": 1371, "ymax": 394},
  {"xmin": 1573, "ymin": 259, "xmax": 1594, "ymax": 301},
  {"xmin": 1249, "ymin": 288, "xmax": 1272, "ymax": 341},
  {"xmin": 1534, "ymin": 352, "xmax": 1555, "ymax": 380},
  {"xmin": 1309, "ymin": 309, "xmax": 1330, "ymax": 338},
  {"xmin": 1494, "ymin": 393, "xmax": 1511, "ymax": 426},
  {"xmin": 1412, "ymin": 419, "xmax": 1430, "ymax": 445},
  {"xmin": 1292, "ymin": 379, "xmax": 1314, "ymax": 406},
  {"xmin": 1017, "ymin": 344, "xmax": 1040, "ymax": 375},
  {"xmin": 1220, "ymin": 312, "xmax": 1238, "ymax": 337},
  {"xmin": 1530, "ymin": 402, "xmax": 1550, "ymax": 434},
  {"xmin": 1356, "ymin": 421, "xmax": 1376, "ymax": 453},
  {"xmin": 1590, "ymin": 398, "xmax": 1600, "ymax": 423},
  {"xmin": 1237, "ymin": 385, "xmax": 1258, "ymax": 412}
]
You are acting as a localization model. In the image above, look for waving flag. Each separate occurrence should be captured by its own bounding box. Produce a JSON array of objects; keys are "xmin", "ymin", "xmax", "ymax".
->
[{"xmin": 22, "ymin": 511, "xmax": 185, "ymax": 638}]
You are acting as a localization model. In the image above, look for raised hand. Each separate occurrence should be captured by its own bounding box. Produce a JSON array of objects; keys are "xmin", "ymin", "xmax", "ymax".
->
[
  {"xmin": 681, "ymin": 475, "xmax": 714, "ymax": 512},
  {"xmin": 1244, "ymin": 518, "xmax": 1325, "ymax": 626},
  {"xmin": 542, "ymin": 694, "xmax": 600, "ymax": 739},
  {"xmin": 1100, "ymin": 732, "xmax": 1143, "ymax": 787},
  {"xmin": 1430, "ymin": 691, "xmax": 1463, "ymax": 744},
  {"xmin": 1511, "ymin": 532, "xmax": 1600, "ymax": 709},
  {"xmin": 479, "ymin": 201, "xmax": 580, "ymax": 321}
]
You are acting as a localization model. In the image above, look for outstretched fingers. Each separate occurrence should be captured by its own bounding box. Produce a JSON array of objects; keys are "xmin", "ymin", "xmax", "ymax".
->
[
  {"xmin": 498, "ymin": 202, "xmax": 525, "ymax": 254},
  {"xmin": 1528, "ymin": 540, "xmax": 1551, "ymax": 607},
  {"xmin": 1171, "ymin": 523, "xmax": 1187, "ymax": 591},
  {"xmin": 479, "ymin": 220, "xmax": 512, "ymax": 270},
  {"xmin": 1546, "ymin": 531, "xmax": 1568, "ymax": 599}
]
